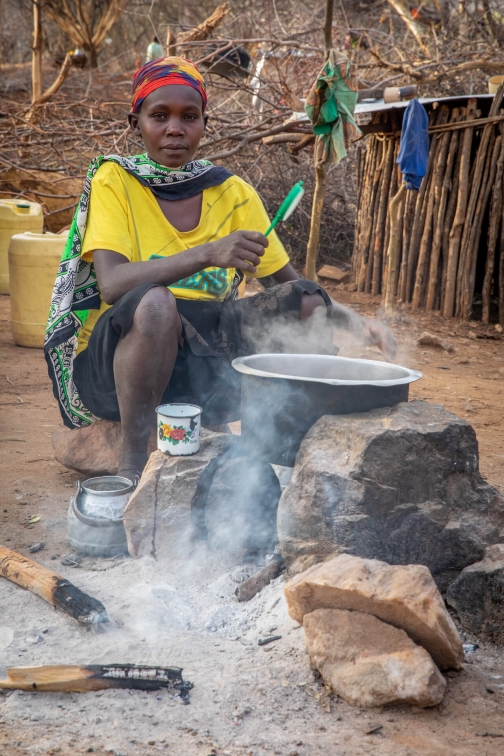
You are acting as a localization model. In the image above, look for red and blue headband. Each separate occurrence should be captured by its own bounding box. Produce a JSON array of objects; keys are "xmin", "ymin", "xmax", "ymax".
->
[{"xmin": 131, "ymin": 56, "xmax": 208, "ymax": 114}]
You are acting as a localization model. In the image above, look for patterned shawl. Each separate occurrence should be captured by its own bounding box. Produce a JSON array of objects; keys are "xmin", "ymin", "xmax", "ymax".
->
[{"xmin": 44, "ymin": 153, "xmax": 232, "ymax": 429}]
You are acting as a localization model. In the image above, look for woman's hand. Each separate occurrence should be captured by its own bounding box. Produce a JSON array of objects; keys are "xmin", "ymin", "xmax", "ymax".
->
[
  {"xmin": 205, "ymin": 231, "xmax": 268, "ymax": 274},
  {"xmin": 329, "ymin": 297, "xmax": 397, "ymax": 361},
  {"xmin": 360, "ymin": 318, "xmax": 397, "ymax": 361}
]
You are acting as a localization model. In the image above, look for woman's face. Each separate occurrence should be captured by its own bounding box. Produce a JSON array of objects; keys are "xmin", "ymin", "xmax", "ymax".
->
[{"xmin": 129, "ymin": 84, "xmax": 205, "ymax": 168}]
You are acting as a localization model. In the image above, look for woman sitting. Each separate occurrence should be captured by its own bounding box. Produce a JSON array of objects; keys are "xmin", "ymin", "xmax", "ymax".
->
[{"xmin": 44, "ymin": 56, "xmax": 395, "ymax": 481}]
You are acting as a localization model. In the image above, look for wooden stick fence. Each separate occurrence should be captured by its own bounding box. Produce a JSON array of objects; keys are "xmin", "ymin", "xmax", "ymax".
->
[{"xmin": 352, "ymin": 86, "xmax": 504, "ymax": 323}]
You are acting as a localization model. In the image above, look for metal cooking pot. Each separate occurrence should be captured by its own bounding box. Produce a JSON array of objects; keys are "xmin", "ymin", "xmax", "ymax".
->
[
  {"xmin": 67, "ymin": 476, "xmax": 135, "ymax": 558},
  {"xmin": 232, "ymin": 354, "xmax": 422, "ymax": 467}
]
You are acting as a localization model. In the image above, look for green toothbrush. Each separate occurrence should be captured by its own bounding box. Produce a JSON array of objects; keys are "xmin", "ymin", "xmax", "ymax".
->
[{"xmin": 265, "ymin": 181, "xmax": 305, "ymax": 236}]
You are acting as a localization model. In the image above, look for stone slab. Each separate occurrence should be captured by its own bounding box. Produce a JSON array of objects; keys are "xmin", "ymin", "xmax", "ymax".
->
[
  {"xmin": 284, "ymin": 553, "xmax": 464, "ymax": 670},
  {"xmin": 304, "ymin": 608, "xmax": 446, "ymax": 708}
]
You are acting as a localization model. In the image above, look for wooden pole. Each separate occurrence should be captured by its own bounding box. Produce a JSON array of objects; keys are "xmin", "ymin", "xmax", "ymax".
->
[
  {"xmin": 306, "ymin": 160, "xmax": 327, "ymax": 282},
  {"xmin": 482, "ymin": 124, "xmax": 504, "ymax": 323},
  {"xmin": 0, "ymin": 546, "xmax": 108, "ymax": 625},
  {"xmin": 305, "ymin": 0, "xmax": 333, "ymax": 282},
  {"xmin": 426, "ymin": 108, "xmax": 461, "ymax": 310},
  {"xmin": 32, "ymin": 0, "xmax": 43, "ymax": 104},
  {"xmin": 443, "ymin": 98, "xmax": 478, "ymax": 317},
  {"xmin": 323, "ymin": 0, "xmax": 334, "ymax": 58},
  {"xmin": 371, "ymin": 138, "xmax": 395, "ymax": 295},
  {"xmin": 459, "ymin": 131, "xmax": 500, "ymax": 319},
  {"xmin": 384, "ymin": 183, "xmax": 406, "ymax": 311}
]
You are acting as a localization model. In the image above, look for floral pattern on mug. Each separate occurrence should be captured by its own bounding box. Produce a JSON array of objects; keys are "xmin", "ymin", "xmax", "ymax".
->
[{"xmin": 158, "ymin": 422, "xmax": 195, "ymax": 445}]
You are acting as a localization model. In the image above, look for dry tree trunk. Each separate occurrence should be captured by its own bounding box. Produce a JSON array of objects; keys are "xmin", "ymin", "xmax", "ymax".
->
[
  {"xmin": 371, "ymin": 138, "xmax": 395, "ymax": 295},
  {"xmin": 306, "ymin": 159, "xmax": 327, "ymax": 281},
  {"xmin": 482, "ymin": 124, "xmax": 504, "ymax": 323},
  {"xmin": 357, "ymin": 137, "xmax": 380, "ymax": 291},
  {"xmin": 443, "ymin": 98, "xmax": 478, "ymax": 318},
  {"xmin": 364, "ymin": 139, "xmax": 386, "ymax": 292},
  {"xmin": 404, "ymin": 107, "xmax": 439, "ymax": 303},
  {"xmin": 426, "ymin": 108, "xmax": 461, "ymax": 311},
  {"xmin": 412, "ymin": 105, "xmax": 450, "ymax": 310},
  {"xmin": 457, "ymin": 83, "xmax": 504, "ymax": 318},
  {"xmin": 398, "ymin": 189, "xmax": 417, "ymax": 302},
  {"xmin": 305, "ymin": 0, "xmax": 334, "ymax": 282},
  {"xmin": 32, "ymin": 0, "xmax": 43, "ymax": 104},
  {"xmin": 384, "ymin": 183, "xmax": 406, "ymax": 311},
  {"xmin": 500, "ymin": 188, "xmax": 504, "ymax": 325},
  {"xmin": 459, "ymin": 132, "xmax": 500, "ymax": 319}
]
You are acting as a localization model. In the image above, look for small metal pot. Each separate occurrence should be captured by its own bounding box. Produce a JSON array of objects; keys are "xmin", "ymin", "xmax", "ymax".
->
[
  {"xmin": 67, "ymin": 476, "xmax": 135, "ymax": 558},
  {"xmin": 233, "ymin": 354, "xmax": 422, "ymax": 467}
]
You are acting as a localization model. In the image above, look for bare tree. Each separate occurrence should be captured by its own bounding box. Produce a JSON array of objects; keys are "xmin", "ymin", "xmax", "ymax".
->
[{"xmin": 43, "ymin": 0, "xmax": 127, "ymax": 68}]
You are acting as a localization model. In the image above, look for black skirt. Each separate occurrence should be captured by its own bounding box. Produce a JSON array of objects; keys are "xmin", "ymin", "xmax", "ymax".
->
[{"xmin": 73, "ymin": 280, "xmax": 333, "ymax": 426}]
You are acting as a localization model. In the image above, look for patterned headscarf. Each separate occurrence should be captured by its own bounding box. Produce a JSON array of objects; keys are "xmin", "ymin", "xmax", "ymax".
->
[{"xmin": 132, "ymin": 56, "xmax": 208, "ymax": 113}]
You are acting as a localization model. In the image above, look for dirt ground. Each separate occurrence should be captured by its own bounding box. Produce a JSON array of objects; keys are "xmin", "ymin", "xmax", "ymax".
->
[{"xmin": 2, "ymin": 285, "xmax": 504, "ymax": 756}]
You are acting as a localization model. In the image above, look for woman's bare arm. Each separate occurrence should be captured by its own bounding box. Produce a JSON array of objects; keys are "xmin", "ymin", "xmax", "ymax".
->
[{"xmin": 93, "ymin": 231, "xmax": 268, "ymax": 304}]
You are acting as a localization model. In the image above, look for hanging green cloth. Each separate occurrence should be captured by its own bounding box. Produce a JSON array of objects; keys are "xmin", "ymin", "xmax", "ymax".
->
[{"xmin": 305, "ymin": 49, "xmax": 361, "ymax": 166}]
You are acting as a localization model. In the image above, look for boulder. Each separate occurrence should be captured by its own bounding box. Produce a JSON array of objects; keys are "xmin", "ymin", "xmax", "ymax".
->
[
  {"xmin": 447, "ymin": 544, "xmax": 504, "ymax": 644},
  {"xmin": 52, "ymin": 419, "xmax": 121, "ymax": 476},
  {"xmin": 284, "ymin": 553, "xmax": 463, "ymax": 670},
  {"xmin": 278, "ymin": 400, "xmax": 504, "ymax": 593},
  {"xmin": 304, "ymin": 608, "xmax": 446, "ymax": 708},
  {"xmin": 123, "ymin": 429, "xmax": 232, "ymax": 558}
]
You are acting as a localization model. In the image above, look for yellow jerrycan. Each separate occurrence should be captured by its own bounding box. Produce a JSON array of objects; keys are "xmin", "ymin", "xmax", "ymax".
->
[
  {"xmin": 0, "ymin": 200, "xmax": 44, "ymax": 294},
  {"xmin": 8, "ymin": 230, "xmax": 68, "ymax": 348}
]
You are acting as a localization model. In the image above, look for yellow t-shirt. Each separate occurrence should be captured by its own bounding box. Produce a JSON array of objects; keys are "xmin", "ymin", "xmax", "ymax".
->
[{"xmin": 77, "ymin": 162, "xmax": 290, "ymax": 353}]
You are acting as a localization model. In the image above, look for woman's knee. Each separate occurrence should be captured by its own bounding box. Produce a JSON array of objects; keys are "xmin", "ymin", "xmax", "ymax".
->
[{"xmin": 132, "ymin": 286, "xmax": 180, "ymax": 337}]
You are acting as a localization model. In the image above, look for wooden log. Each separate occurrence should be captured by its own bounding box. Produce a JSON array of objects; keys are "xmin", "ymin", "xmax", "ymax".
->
[
  {"xmin": 366, "ymin": 138, "xmax": 389, "ymax": 292},
  {"xmin": 356, "ymin": 137, "xmax": 379, "ymax": 290},
  {"xmin": 306, "ymin": 159, "xmax": 327, "ymax": 282},
  {"xmin": 384, "ymin": 183, "xmax": 407, "ymax": 311},
  {"xmin": 483, "ymin": 124, "xmax": 504, "ymax": 323},
  {"xmin": 235, "ymin": 556, "xmax": 284, "ymax": 602},
  {"xmin": 404, "ymin": 107, "xmax": 440, "ymax": 303},
  {"xmin": 371, "ymin": 138, "xmax": 395, "ymax": 295},
  {"xmin": 362, "ymin": 138, "xmax": 384, "ymax": 292},
  {"xmin": 0, "ymin": 665, "xmax": 192, "ymax": 698},
  {"xmin": 440, "ymin": 119, "xmax": 464, "ymax": 311},
  {"xmin": 412, "ymin": 105, "xmax": 450, "ymax": 311},
  {"xmin": 398, "ymin": 188, "xmax": 417, "ymax": 302},
  {"xmin": 426, "ymin": 108, "xmax": 461, "ymax": 311},
  {"xmin": 459, "ymin": 131, "xmax": 500, "ymax": 319},
  {"xmin": 457, "ymin": 85, "xmax": 504, "ymax": 318},
  {"xmin": 500, "ymin": 185, "xmax": 504, "ymax": 325},
  {"xmin": 443, "ymin": 98, "xmax": 478, "ymax": 318},
  {"xmin": 0, "ymin": 546, "xmax": 108, "ymax": 625},
  {"xmin": 382, "ymin": 145, "xmax": 400, "ymax": 288}
]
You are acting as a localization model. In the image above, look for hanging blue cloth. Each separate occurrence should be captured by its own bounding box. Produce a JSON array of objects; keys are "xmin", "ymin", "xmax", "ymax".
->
[{"xmin": 397, "ymin": 99, "xmax": 429, "ymax": 190}]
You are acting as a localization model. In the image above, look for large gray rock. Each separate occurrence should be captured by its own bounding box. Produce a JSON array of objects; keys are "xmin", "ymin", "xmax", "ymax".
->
[
  {"xmin": 278, "ymin": 401, "xmax": 504, "ymax": 592},
  {"xmin": 303, "ymin": 608, "xmax": 446, "ymax": 708},
  {"xmin": 447, "ymin": 544, "xmax": 504, "ymax": 644},
  {"xmin": 123, "ymin": 429, "xmax": 232, "ymax": 558}
]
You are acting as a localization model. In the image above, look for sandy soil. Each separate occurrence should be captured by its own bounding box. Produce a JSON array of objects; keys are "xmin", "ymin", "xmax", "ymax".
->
[{"xmin": 2, "ymin": 286, "xmax": 504, "ymax": 756}]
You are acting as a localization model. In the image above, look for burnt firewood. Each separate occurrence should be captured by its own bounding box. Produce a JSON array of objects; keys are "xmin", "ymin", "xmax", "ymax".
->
[
  {"xmin": 0, "ymin": 545, "xmax": 108, "ymax": 625},
  {"xmin": 235, "ymin": 555, "xmax": 285, "ymax": 602},
  {"xmin": 0, "ymin": 665, "xmax": 193, "ymax": 701}
]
